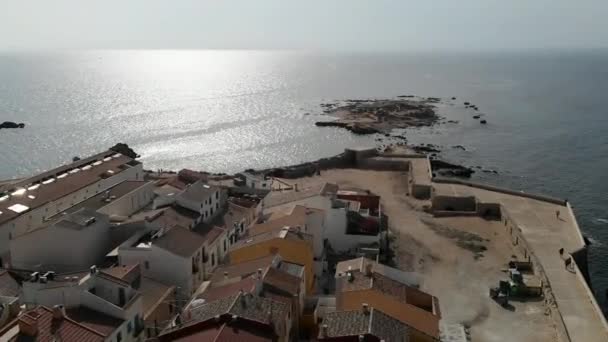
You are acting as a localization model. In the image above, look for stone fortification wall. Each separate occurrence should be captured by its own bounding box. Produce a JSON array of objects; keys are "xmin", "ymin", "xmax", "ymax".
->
[{"xmin": 432, "ymin": 178, "xmax": 566, "ymax": 206}]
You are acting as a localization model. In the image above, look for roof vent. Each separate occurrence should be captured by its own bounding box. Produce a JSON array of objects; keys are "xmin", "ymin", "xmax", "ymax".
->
[
  {"xmin": 30, "ymin": 272, "xmax": 40, "ymax": 282},
  {"xmin": 321, "ymin": 324, "xmax": 328, "ymax": 337}
]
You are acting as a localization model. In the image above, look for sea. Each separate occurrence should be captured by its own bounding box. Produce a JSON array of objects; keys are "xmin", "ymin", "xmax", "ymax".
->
[{"xmin": 1, "ymin": 49, "xmax": 607, "ymax": 310}]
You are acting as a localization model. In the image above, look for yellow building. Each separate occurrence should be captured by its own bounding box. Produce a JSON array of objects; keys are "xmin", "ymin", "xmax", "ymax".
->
[{"xmin": 228, "ymin": 227, "xmax": 315, "ymax": 293}]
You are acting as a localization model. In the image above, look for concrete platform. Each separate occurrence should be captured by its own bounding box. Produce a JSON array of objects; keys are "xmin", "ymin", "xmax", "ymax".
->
[{"xmin": 433, "ymin": 182, "xmax": 608, "ymax": 342}]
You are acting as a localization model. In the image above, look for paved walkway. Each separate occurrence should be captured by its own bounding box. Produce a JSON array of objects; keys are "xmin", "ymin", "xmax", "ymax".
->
[{"xmin": 434, "ymin": 182, "xmax": 608, "ymax": 342}]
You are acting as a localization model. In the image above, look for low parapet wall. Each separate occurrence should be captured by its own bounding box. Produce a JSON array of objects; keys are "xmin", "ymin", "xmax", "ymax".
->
[
  {"xmin": 432, "ymin": 178, "xmax": 567, "ymax": 206},
  {"xmin": 500, "ymin": 207, "xmax": 571, "ymax": 342}
]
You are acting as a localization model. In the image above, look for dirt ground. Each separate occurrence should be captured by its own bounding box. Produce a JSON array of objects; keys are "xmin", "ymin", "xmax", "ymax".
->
[{"xmin": 291, "ymin": 169, "xmax": 559, "ymax": 342}]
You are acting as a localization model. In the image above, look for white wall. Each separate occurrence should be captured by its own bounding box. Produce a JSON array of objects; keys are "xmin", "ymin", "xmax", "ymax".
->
[
  {"xmin": 175, "ymin": 182, "xmax": 222, "ymax": 223},
  {"xmin": 98, "ymin": 182, "xmax": 154, "ymax": 217},
  {"xmin": 118, "ymin": 246, "xmax": 196, "ymax": 302},
  {"xmin": 0, "ymin": 163, "xmax": 143, "ymax": 257},
  {"xmin": 10, "ymin": 215, "xmax": 112, "ymax": 272}
]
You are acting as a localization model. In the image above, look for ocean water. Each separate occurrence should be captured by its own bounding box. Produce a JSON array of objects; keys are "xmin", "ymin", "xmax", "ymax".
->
[{"xmin": 1, "ymin": 50, "xmax": 607, "ymax": 308}]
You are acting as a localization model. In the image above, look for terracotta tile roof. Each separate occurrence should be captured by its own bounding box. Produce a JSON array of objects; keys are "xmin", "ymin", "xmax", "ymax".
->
[
  {"xmin": 0, "ymin": 150, "xmax": 135, "ymax": 226},
  {"xmin": 0, "ymin": 270, "xmax": 21, "ymax": 297},
  {"xmin": 140, "ymin": 277, "xmax": 175, "ymax": 319},
  {"xmin": 263, "ymin": 267, "xmax": 300, "ymax": 296},
  {"xmin": 228, "ymin": 294, "xmax": 289, "ymax": 325},
  {"xmin": 186, "ymin": 293, "xmax": 289, "ymax": 329},
  {"xmin": 199, "ymin": 276, "xmax": 257, "ymax": 302},
  {"xmin": 158, "ymin": 318, "xmax": 276, "ymax": 342},
  {"xmin": 210, "ymin": 255, "xmax": 279, "ymax": 284},
  {"xmin": 7, "ymin": 306, "xmax": 106, "ymax": 342},
  {"xmin": 319, "ymin": 308, "xmax": 410, "ymax": 342},
  {"xmin": 65, "ymin": 307, "xmax": 124, "ymax": 336},
  {"xmin": 337, "ymin": 271, "xmax": 409, "ymax": 302},
  {"xmin": 188, "ymin": 294, "xmax": 238, "ymax": 324},
  {"xmin": 154, "ymin": 227, "xmax": 207, "ymax": 258}
]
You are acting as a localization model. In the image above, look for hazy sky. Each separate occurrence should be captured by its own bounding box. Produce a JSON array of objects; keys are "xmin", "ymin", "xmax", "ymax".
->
[{"xmin": 1, "ymin": 0, "xmax": 607, "ymax": 51}]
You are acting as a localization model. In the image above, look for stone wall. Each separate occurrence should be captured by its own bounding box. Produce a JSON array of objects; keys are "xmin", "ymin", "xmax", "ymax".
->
[
  {"xmin": 432, "ymin": 178, "xmax": 566, "ymax": 206},
  {"xmin": 431, "ymin": 195, "xmax": 477, "ymax": 212}
]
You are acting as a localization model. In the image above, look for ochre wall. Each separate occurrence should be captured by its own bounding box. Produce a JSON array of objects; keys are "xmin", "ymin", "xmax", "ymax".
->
[{"xmin": 228, "ymin": 238, "xmax": 314, "ymax": 293}]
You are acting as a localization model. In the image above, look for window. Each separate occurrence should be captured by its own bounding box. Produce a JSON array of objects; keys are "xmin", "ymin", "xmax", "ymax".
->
[
  {"xmin": 215, "ymin": 191, "xmax": 218, "ymax": 199},
  {"xmin": 211, "ymin": 253, "xmax": 215, "ymax": 267},
  {"xmin": 215, "ymin": 203, "xmax": 219, "ymax": 210},
  {"xmin": 144, "ymin": 261, "xmax": 150, "ymax": 269},
  {"xmin": 262, "ymin": 183, "xmax": 267, "ymax": 188},
  {"xmin": 127, "ymin": 321, "xmax": 132, "ymax": 333},
  {"xmin": 116, "ymin": 332, "xmax": 122, "ymax": 342},
  {"xmin": 223, "ymin": 240, "xmax": 227, "ymax": 252}
]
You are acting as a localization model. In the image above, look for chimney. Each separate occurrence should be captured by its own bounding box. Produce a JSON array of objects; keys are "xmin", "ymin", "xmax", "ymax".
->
[
  {"xmin": 257, "ymin": 268, "xmax": 263, "ymax": 279},
  {"xmin": 30, "ymin": 272, "xmax": 39, "ymax": 282},
  {"xmin": 231, "ymin": 314, "xmax": 238, "ymax": 322},
  {"xmin": 362, "ymin": 303, "xmax": 370, "ymax": 315},
  {"xmin": 52, "ymin": 305, "xmax": 65, "ymax": 320},
  {"xmin": 321, "ymin": 324, "xmax": 328, "ymax": 337},
  {"xmin": 365, "ymin": 262, "xmax": 373, "ymax": 277},
  {"xmin": 224, "ymin": 271, "xmax": 229, "ymax": 280},
  {"xmin": 359, "ymin": 335, "xmax": 365, "ymax": 342},
  {"xmin": 18, "ymin": 312, "xmax": 40, "ymax": 337},
  {"xmin": 90, "ymin": 265, "xmax": 98, "ymax": 275}
]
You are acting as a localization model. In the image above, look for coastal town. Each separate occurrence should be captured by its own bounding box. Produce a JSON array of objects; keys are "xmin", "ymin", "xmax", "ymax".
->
[{"xmin": 0, "ymin": 143, "xmax": 605, "ymax": 342}]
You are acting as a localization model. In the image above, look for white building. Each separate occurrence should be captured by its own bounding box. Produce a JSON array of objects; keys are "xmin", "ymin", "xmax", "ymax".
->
[
  {"xmin": 263, "ymin": 183, "xmax": 382, "ymax": 254},
  {"xmin": 9, "ymin": 181, "xmax": 155, "ymax": 273},
  {"xmin": 117, "ymin": 226, "xmax": 224, "ymax": 302},
  {"xmin": 21, "ymin": 268, "xmax": 145, "ymax": 342},
  {"xmin": 236, "ymin": 172, "xmax": 273, "ymax": 190},
  {"xmin": 10, "ymin": 208, "xmax": 111, "ymax": 272},
  {"xmin": 0, "ymin": 150, "xmax": 144, "ymax": 262},
  {"xmin": 175, "ymin": 181, "xmax": 223, "ymax": 223}
]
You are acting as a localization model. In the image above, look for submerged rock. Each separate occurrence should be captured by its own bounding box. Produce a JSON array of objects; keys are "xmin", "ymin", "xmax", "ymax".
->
[
  {"xmin": 452, "ymin": 145, "xmax": 466, "ymax": 151},
  {"xmin": 480, "ymin": 120, "xmax": 487, "ymax": 124}
]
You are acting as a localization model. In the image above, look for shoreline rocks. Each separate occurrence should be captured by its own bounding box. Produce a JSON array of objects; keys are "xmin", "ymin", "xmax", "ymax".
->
[
  {"xmin": 431, "ymin": 159, "xmax": 475, "ymax": 178},
  {"xmin": 0, "ymin": 121, "xmax": 25, "ymax": 129},
  {"xmin": 315, "ymin": 98, "xmax": 440, "ymax": 135}
]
